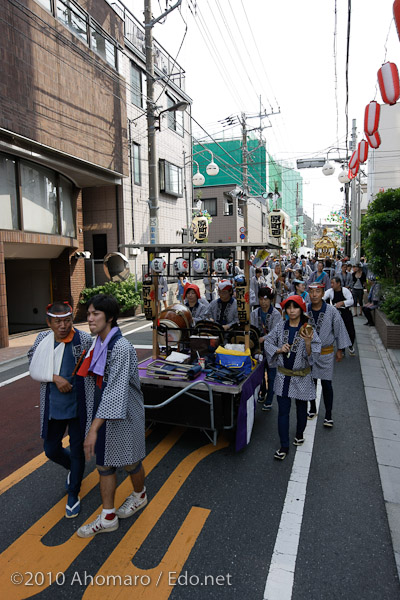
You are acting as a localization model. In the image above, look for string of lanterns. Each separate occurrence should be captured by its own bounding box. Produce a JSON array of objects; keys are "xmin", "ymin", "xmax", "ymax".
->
[
  {"xmin": 326, "ymin": 210, "xmax": 351, "ymax": 236},
  {"xmin": 352, "ymin": 2, "xmax": 400, "ymax": 181}
]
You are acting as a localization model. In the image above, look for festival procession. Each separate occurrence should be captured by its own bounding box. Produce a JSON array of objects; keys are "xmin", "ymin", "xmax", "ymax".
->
[{"xmin": 1, "ymin": 0, "xmax": 400, "ymax": 599}]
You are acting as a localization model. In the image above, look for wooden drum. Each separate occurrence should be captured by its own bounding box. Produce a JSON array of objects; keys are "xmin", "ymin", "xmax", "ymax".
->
[{"xmin": 158, "ymin": 304, "xmax": 193, "ymax": 346}]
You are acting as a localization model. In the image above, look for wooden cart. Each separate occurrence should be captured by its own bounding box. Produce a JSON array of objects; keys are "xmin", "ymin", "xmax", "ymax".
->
[{"xmin": 121, "ymin": 242, "xmax": 280, "ymax": 449}]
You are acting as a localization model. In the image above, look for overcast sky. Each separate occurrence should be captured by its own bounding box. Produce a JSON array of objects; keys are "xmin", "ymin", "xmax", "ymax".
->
[{"xmin": 125, "ymin": 0, "xmax": 399, "ymax": 223}]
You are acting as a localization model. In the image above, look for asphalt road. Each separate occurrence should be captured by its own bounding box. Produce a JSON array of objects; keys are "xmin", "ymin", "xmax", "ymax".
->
[{"xmin": 0, "ymin": 323, "xmax": 399, "ymax": 599}]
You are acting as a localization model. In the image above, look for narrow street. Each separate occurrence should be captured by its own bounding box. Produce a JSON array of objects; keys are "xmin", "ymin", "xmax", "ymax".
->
[{"xmin": 0, "ymin": 318, "xmax": 399, "ymax": 599}]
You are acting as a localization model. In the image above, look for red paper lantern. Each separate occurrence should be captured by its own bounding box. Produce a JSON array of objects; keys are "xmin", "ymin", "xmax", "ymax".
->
[
  {"xmin": 366, "ymin": 131, "xmax": 381, "ymax": 149},
  {"xmin": 364, "ymin": 101, "xmax": 380, "ymax": 136},
  {"xmin": 358, "ymin": 140, "xmax": 369, "ymax": 164},
  {"xmin": 349, "ymin": 150, "xmax": 359, "ymax": 170},
  {"xmin": 378, "ymin": 62, "xmax": 400, "ymax": 105},
  {"xmin": 348, "ymin": 168, "xmax": 356, "ymax": 180},
  {"xmin": 350, "ymin": 162, "xmax": 359, "ymax": 177},
  {"xmin": 393, "ymin": 0, "xmax": 400, "ymax": 41}
]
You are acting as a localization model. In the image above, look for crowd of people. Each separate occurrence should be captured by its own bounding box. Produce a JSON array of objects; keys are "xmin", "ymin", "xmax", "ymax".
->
[{"xmin": 27, "ymin": 252, "xmax": 381, "ymax": 536}]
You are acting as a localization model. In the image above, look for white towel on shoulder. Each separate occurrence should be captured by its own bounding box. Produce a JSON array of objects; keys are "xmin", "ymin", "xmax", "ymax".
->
[{"xmin": 29, "ymin": 332, "xmax": 65, "ymax": 382}]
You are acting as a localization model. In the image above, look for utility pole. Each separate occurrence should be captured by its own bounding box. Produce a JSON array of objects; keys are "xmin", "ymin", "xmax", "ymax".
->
[
  {"xmin": 144, "ymin": 0, "xmax": 157, "ymax": 245},
  {"xmin": 144, "ymin": 0, "xmax": 182, "ymax": 246},
  {"xmin": 239, "ymin": 104, "xmax": 279, "ymax": 241},
  {"xmin": 350, "ymin": 118, "xmax": 358, "ymax": 261},
  {"xmin": 241, "ymin": 112, "xmax": 249, "ymax": 236}
]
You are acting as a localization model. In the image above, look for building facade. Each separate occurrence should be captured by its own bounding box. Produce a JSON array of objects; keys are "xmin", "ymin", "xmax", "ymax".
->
[
  {"xmin": 192, "ymin": 139, "xmax": 270, "ymax": 244},
  {"xmin": 82, "ymin": 1, "xmax": 193, "ymax": 286},
  {"xmin": 0, "ymin": 0, "xmax": 127, "ymax": 346},
  {"xmin": 0, "ymin": 0, "xmax": 192, "ymax": 345}
]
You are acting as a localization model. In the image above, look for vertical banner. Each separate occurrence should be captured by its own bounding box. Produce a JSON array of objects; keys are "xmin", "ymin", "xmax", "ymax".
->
[
  {"xmin": 142, "ymin": 278, "xmax": 156, "ymax": 321},
  {"xmin": 235, "ymin": 281, "xmax": 248, "ymax": 325}
]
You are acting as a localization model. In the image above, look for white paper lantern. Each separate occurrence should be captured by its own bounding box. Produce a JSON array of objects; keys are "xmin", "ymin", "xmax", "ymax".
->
[{"xmin": 150, "ymin": 257, "xmax": 166, "ymax": 273}]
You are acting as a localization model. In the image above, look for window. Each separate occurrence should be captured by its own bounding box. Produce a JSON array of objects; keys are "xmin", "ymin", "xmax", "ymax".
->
[
  {"xmin": 92, "ymin": 234, "xmax": 108, "ymax": 259},
  {"xmin": 262, "ymin": 212, "xmax": 266, "ymax": 227},
  {"xmin": 90, "ymin": 26, "xmax": 116, "ymax": 68},
  {"xmin": 59, "ymin": 176, "xmax": 76, "ymax": 237},
  {"xmin": 56, "ymin": 0, "xmax": 88, "ymax": 43},
  {"xmin": 159, "ymin": 160, "xmax": 183, "ymax": 197},
  {"xmin": 132, "ymin": 143, "xmax": 141, "ymax": 185},
  {"xmin": 224, "ymin": 198, "xmax": 233, "ymax": 216},
  {"xmin": 0, "ymin": 155, "xmax": 19, "ymax": 230},
  {"xmin": 21, "ymin": 162, "xmax": 58, "ymax": 234},
  {"xmin": 0, "ymin": 154, "xmax": 76, "ymax": 236},
  {"xmin": 167, "ymin": 96, "xmax": 184, "ymax": 136},
  {"xmin": 35, "ymin": 0, "xmax": 52, "ymax": 10},
  {"xmin": 202, "ymin": 198, "xmax": 217, "ymax": 216},
  {"xmin": 130, "ymin": 62, "xmax": 145, "ymax": 108}
]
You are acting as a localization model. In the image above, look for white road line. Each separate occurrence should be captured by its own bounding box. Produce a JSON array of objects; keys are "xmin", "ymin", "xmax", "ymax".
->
[
  {"xmin": 123, "ymin": 322, "xmax": 152, "ymax": 336},
  {"xmin": 132, "ymin": 345, "xmax": 153, "ymax": 349},
  {"xmin": 0, "ymin": 372, "xmax": 30, "ymax": 387},
  {"xmin": 263, "ymin": 383, "xmax": 322, "ymax": 600}
]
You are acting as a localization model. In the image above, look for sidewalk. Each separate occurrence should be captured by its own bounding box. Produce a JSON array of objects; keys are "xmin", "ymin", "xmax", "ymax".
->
[{"xmin": 353, "ymin": 316, "xmax": 400, "ymax": 577}]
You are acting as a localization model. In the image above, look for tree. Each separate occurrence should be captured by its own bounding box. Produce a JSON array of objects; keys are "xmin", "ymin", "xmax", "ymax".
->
[
  {"xmin": 290, "ymin": 232, "xmax": 303, "ymax": 254},
  {"xmin": 360, "ymin": 188, "xmax": 400, "ymax": 284}
]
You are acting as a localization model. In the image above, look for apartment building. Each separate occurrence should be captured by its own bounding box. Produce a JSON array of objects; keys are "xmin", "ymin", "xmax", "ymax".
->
[{"xmin": 0, "ymin": 0, "xmax": 192, "ymax": 345}]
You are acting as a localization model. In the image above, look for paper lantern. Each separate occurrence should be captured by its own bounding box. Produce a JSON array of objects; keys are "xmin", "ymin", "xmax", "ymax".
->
[
  {"xmin": 193, "ymin": 257, "xmax": 208, "ymax": 274},
  {"xmin": 378, "ymin": 62, "xmax": 400, "ymax": 105},
  {"xmin": 350, "ymin": 162, "xmax": 359, "ymax": 177},
  {"xmin": 364, "ymin": 101, "xmax": 380, "ymax": 136},
  {"xmin": 173, "ymin": 258, "xmax": 189, "ymax": 274},
  {"xmin": 358, "ymin": 140, "xmax": 369, "ymax": 164},
  {"xmin": 394, "ymin": 0, "xmax": 400, "ymax": 41},
  {"xmin": 151, "ymin": 257, "xmax": 166, "ymax": 273},
  {"xmin": 349, "ymin": 150, "xmax": 359, "ymax": 170},
  {"xmin": 191, "ymin": 216, "xmax": 208, "ymax": 241},
  {"xmin": 366, "ymin": 131, "xmax": 381, "ymax": 149}
]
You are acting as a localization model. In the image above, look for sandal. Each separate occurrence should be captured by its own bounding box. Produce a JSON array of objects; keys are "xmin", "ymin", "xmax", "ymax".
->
[
  {"xmin": 293, "ymin": 437, "xmax": 305, "ymax": 446},
  {"xmin": 274, "ymin": 448, "xmax": 288, "ymax": 460},
  {"xmin": 307, "ymin": 411, "xmax": 317, "ymax": 420}
]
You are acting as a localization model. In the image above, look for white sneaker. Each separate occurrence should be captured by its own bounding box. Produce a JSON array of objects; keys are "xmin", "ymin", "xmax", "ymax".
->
[
  {"xmin": 77, "ymin": 514, "xmax": 118, "ymax": 538},
  {"xmin": 116, "ymin": 488, "xmax": 148, "ymax": 519}
]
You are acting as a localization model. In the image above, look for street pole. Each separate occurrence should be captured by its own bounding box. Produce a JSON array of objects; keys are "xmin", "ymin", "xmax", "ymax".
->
[
  {"xmin": 344, "ymin": 182, "xmax": 350, "ymax": 256},
  {"xmin": 144, "ymin": 0, "xmax": 158, "ymax": 246},
  {"xmin": 241, "ymin": 112, "xmax": 249, "ymax": 236},
  {"xmin": 350, "ymin": 118, "xmax": 357, "ymax": 261},
  {"xmin": 144, "ymin": 0, "xmax": 182, "ymax": 246}
]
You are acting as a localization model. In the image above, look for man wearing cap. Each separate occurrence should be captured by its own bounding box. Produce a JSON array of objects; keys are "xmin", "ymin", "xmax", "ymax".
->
[
  {"xmin": 28, "ymin": 301, "xmax": 93, "ymax": 518},
  {"xmin": 183, "ymin": 283, "xmax": 208, "ymax": 324},
  {"xmin": 205, "ymin": 280, "xmax": 239, "ymax": 331},
  {"xmin": 307, "ymin": 283, "xmax": 351, "ymax": 427},
  {"xmin": 307, "ymin": 260, "xmax": 331, "ymax": 290}
]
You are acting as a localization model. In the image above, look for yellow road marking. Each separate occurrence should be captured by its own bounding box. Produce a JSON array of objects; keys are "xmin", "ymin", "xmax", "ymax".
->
[
  {"xmin": 0, "ymin": 428, "xmax": 183, "ymax": 598},
  {"xmin": 82, "ymin": 437, "xmax": 228, "ymax": 599}
]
